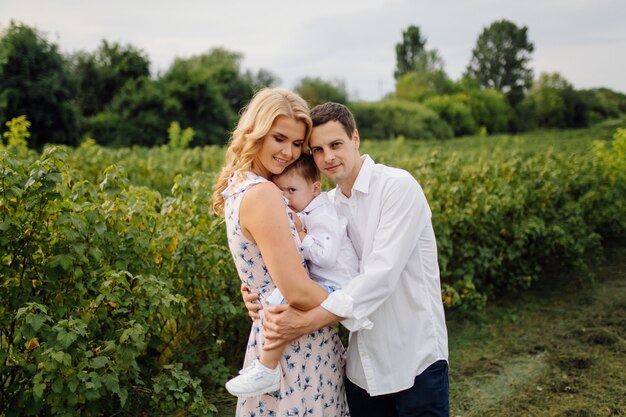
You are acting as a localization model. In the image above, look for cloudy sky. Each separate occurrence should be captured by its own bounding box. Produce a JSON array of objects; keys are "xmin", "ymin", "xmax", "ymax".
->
[{"xmin": 2, "ymin": 0, "xmax": 625, "ymax": 101}]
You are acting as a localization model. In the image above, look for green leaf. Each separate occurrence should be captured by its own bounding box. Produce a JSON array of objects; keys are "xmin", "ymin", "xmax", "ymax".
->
[
  {"xmin": 117, "ymin": 388, "xmax": 128, "ymax": 407},
  {"xmin": 51, "ymin": 378, "xmax": 64, "ymax": 394},
  {"xmin": 47, "ymin": 253, "xmax": 73, "ymax": 271},
  {"xmin": 56, "ymin": 329, "xmax": 77, "ymax": 349},
  {"xmin": 67, "ymin": 378, "xmax": 79, "ymax": 393},
  {"xmin": 33, "ymin": 382, "xmax": 46, "ymax": 399},
  {"xmin": 90, "ymin": 356, "xmax": 109, "ymax": 369},
  {"xmin": 26, "ymin": 313, "xmax": 47, "ymax": 332},
  {"xmin": 51, "ymin": 350, "xmax": 66, "ymax": 363}
]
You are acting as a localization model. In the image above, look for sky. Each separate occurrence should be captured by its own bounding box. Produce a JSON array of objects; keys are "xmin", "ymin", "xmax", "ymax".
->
[{"xmin": 1, "ymin": 0, "xmax": 625, "ymax": 101}]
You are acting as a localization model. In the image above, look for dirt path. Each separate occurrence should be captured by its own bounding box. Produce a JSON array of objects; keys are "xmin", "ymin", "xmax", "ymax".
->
[{"xmin": 448, "ymin": 245, "xmax": 626, "ymax": 417}]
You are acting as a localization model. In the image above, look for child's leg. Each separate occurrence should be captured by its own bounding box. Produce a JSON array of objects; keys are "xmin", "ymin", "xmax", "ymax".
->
[
  {"xmin": 224, "ymin": 289, "xmax": 286, "ymax": 397},
  {"xmin": 259, "ymin": 340, "xmax": 287, "ymax": 369},
  {"xmin": 260, "ymin": 286, "xmax": 288, "ymax": 369}
]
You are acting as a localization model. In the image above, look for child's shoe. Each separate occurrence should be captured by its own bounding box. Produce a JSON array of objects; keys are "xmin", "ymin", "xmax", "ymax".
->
[{"xmin": 225, "ymin": 359, "xmax": 281, "ymax": 397}]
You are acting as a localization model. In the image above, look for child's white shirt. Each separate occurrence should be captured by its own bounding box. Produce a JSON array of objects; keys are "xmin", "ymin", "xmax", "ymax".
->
[{"xmin": 298, "ymin": 192, "xmax": 360, "ymax": 289}]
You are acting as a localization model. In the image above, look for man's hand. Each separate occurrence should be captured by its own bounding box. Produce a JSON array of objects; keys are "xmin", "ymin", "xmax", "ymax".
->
[
  {"xmin": 263, "ymin": 304, "xmax": 313, "ymax": 350},
  {"xmin": 240, "ymin": 283, "xmax": 262, "ymax": 321}
]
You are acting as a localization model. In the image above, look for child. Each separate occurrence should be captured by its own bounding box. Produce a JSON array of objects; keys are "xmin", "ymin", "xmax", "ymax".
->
[{"xmin": 225, "ymin": 153, "xmax": 360, "ymax": 397}]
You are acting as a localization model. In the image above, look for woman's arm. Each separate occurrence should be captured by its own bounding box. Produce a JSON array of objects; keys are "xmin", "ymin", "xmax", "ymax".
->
[{"xmin": 240, "ymin": 182, "xmax": 327, "ymax": 310}]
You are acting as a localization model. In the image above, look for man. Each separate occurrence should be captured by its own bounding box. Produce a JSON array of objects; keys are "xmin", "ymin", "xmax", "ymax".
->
[{"xmin": 249, "ymin": 102, "xmax": 449, "ymax": 416}]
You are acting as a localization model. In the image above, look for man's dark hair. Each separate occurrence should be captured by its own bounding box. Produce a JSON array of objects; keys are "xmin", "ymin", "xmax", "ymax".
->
[
  {"xmin": 310, "ymin": 102, "xmax": 356, "ymax": 139},
  {"xmin": 277, "ymin": 153, "xmax": 320, "ymax": 183}
]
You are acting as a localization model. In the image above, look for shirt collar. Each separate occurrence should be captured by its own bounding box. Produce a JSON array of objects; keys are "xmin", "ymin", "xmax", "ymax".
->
[
  {"xmin": 334, "ymin": 154, "xmax": 374, "ymax": 203},
  {"xmin": 302, "ymin": 192, "xmax": 329, "ymax": 214},
  {"xmin": 352, "ymin": 155, "xmax": 374, "ymax": 195}
]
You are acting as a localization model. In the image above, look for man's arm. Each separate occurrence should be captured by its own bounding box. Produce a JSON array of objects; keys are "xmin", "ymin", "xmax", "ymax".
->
[
  {"xmin": 321, "ymin": 174, "xmax": 430, "ymax": 330},
  {"xmin": 262, "ymin": 304, "xmax": 342, "ymax": 350}
]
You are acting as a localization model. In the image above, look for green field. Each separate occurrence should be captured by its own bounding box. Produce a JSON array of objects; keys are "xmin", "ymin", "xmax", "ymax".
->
[{"xmin": 1, "ymin": 119, "xmax": 625, "ymax": 416}]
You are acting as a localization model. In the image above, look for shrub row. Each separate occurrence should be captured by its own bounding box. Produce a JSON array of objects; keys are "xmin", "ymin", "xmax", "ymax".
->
[
  {"xmin": 0, "ymin": 145, "xmax": 246, "ymax": 416},
  {"xmin": 1, "ymin": 126, "xmax": 624, "ymax": 415}
]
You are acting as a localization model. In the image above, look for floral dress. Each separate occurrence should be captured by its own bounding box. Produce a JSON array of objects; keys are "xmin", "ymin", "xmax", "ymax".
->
[{"xmin": 223, "ymin": 172, "xmax": 349, "ymax": 417}]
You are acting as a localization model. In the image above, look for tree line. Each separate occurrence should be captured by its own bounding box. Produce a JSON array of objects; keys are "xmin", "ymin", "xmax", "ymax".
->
[{"xmin": 1, "ymin": 19, "xmax": 625, "ymax": 149}]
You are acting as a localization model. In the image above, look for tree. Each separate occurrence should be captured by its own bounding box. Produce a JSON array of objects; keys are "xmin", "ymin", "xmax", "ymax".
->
[
  {"xmin": 86, "ymin": 77, "xmax": 178, "ymax": 147},
  {"xmin": 70, "ymin": 40, "xmax": 150, "ymax": 117},
  {"xmin": 395, "ymin": 70, "xmax": 456, "ymax": 102},
  {"xmin": 246, "ymin": 68, "xmax": 280, "ymax": 93},
  {"xmin": 0, "ymin": 21, "xmax": 79, "ymax": 147},
  {"xmin": 520, "ymin": 72, "xmax": 588, "ymax": 129},
  {"xmin": 394, "ymin": 25, "xmax": 444, "ymax": 80},
  {"xmin": 423, "ymin": 94, "xmax": 478, "ymax": 136},
  {"xmin": 87, "ymin": 47, "xmax": 278, "ymax": 146},
  {"xmin": 159, "ymin": 49, "xmax": 250, "ymax": 145},
  {"xmin": 465, "ymin": 19, "xmax": 534, "ymax": 107},
  {"xmin": 294, "ymin": 77, "xmax": 349, "ymax": 107},
  {"xmin": 579, "ymin": 88, "xmax": 626, "ymax": 123}
]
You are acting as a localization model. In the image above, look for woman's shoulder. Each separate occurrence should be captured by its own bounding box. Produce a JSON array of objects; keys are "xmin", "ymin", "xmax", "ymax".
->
[
  {"xmin": 240, "ymin": 178, "xmax": 290, "ymax": 230},
  {"xmin": 242, "ymin": 180, "xmax": 283, "ymax": 205},
  {"xmin": 223, "ymin": 171, "xmax": 271, "ymax": 199}
]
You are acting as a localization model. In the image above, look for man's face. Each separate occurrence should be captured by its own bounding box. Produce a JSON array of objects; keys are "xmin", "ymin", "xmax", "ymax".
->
[{"xmin": 309, "ymin": 121, "xmax": 361, "ymax": 191}]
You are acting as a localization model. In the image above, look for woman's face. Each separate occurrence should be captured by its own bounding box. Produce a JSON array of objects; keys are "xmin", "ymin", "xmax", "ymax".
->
[{"xmin": 253, "ymin": 116, "xmax": 307, "ymax": 179}]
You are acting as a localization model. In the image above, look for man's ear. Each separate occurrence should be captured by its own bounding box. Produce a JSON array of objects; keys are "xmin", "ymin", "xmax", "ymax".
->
[
  {"xmin": 313, "ymin": 181, "xmax": 322, "ymax": 196},
  {"xmin": 352, "ymin": 128, "xmax": 360, "ymax": 150}
]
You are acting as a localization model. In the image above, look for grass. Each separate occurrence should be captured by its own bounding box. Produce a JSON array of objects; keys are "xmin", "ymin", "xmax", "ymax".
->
[{"xmin": 447, "ymin": 243, "xmax": 626, "ymax": 416}]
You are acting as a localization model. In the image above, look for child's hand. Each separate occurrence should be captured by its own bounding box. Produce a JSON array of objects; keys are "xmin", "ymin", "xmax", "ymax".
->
[
  {"xmin": 293, "ymin": 214, "xmax": 307, "ymax": 241},
  {"xmin": 241, "ymin": 283, "xmax": 262, "ymax": 321}
]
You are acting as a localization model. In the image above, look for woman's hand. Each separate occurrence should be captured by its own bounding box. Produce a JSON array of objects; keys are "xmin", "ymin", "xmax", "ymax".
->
[{"xmin": 241, "ymin": 283, "xmax": 262, "ymax": 320}]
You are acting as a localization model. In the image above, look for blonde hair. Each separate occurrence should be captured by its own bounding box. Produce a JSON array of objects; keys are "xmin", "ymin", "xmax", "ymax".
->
[{"xmin": 212, "ymin": 88, "xmax": 312, "ymax": 216}]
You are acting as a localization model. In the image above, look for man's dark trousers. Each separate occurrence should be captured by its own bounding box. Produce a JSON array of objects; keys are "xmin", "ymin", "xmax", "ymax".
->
[{"xmin": 345, "ymin": 360, "xmax": 449, "ymax": 417}]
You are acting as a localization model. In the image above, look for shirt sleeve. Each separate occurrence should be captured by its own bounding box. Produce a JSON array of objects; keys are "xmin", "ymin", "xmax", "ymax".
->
[
  {"xmin": 300, "ymin": 205, "xmax": 345, "ymax": 269},
  {"xmin": 321, "ymin": 174, "xmax": 431, "ymax": 331}
]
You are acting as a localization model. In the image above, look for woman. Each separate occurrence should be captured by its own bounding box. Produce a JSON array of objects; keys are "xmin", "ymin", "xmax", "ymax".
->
[{"xmin": 212, "ymin": 88, "xmax": 349, "ymax": 417}]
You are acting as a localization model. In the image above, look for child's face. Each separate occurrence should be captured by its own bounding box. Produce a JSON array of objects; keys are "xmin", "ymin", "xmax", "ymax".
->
[{"xmin": 272, "ymin": 170, "xmax": 319, "ymax": 212}]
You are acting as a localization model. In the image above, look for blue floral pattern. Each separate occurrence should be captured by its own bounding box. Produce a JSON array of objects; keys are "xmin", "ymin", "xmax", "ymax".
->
[{"xmin": 223, "ymin": 172, "xmax": 349, "ymax": 417}]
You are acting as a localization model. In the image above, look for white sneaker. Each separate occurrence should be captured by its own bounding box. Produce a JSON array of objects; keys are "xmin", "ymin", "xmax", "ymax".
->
[{"xmin": 225, "ymin": 359, "xmax": 281, "ymax": 397}]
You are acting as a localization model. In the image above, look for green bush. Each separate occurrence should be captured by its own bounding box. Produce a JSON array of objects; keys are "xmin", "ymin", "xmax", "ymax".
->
[
  {"xmin": 423, "ymin": 94, "xmax": 479, "ymax": 136},
  {"xmin": 580, "ymin": 88, "xmax": 626, "ymax": 124},
  {"xmin": 465, "ymin": 89, "xmax": 513, "ymax": 134},
  {"xmin": 519, "ymin": 73, "xmax": 590, "ymax": 130},
  {"xmin": 0, "ymin": 146, "xmax": 244, "ymax": 415},
  {"xmin": 351, "ymin": 100, "xmax": 453, "ymax": 140}
]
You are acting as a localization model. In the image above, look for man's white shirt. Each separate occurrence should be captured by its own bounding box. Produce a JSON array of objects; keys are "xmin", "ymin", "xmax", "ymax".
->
[{"xmin": 320, "ymin": 155, "xmax": 449, "ymax": 396}]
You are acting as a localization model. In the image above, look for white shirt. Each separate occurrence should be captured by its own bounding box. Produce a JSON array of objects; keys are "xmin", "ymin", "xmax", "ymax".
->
[
  {"xmin": 320, "ymin": 155, "xmax": 449, "ymax": 396},
  {"xmin": 299, "ymin": 192, "xmax": 359, "ymax": 290}
]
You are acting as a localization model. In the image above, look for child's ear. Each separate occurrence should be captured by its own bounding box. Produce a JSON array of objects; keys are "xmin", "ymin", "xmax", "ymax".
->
[{"xmin": 313, "ymin": 181, "xmax": 322, "ymax": 196}]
